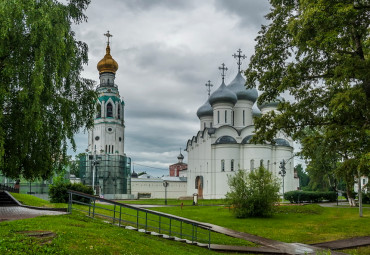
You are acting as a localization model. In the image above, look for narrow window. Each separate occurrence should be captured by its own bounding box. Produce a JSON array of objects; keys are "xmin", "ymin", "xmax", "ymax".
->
[
  {"xmin": 243, "ymin": 110, "xmax": 245, "ymax": 126},
  {"xmin": 221, "ymin": 160, "xmax": 225, "ymax": 172},
  {"xmin": 217, "ymin": 111, "xmax": 220, "ymax": 123},
  {"xmin": 231, "ymin": 160, "xmax": 234, "ymax": 171},
  {"xmin": 210, "ymin": 122, "xmax": 213, "ymax": 128},
  {"xmin": 363, "ymin": 179, "xmax": 366, "ymax": 185},
  {"xmin": 112, "ymin": 145, "xmax": 114, "ymax": 153},
  {"xmin": 267, "ymin": 160, "xmax": 270, "ymax": 170},
  {"xmin": 250, "ymin": 159, "xmax": 254, "ymax": 171},
  {"xmin": 107, "ymin": 103, "xmax": 113, "ymax": 117},
  {"xmin": 105, "ymin": 145, "xmax": 107, "ymax": 153},
  {"xmin": 225, "ymin": 110, "xmax": 227, "ymax": 123},
  {"xmin": 118, "ymin": 105, "xmax": 121, "ymax": 119},
  {"xmin": 232, "ymin": 111, "xmax": 234, "ymax": 126},
  {"xmin": 204, "ymin": 122, "xmax": 206, "ymax": 129},
  {"xmin": 108, "ymin": 145, "xmax": 111, "ymax": 154},
  {"xmin": 260, "ymin": 159, "xmax": 263, "ymax": 168}
]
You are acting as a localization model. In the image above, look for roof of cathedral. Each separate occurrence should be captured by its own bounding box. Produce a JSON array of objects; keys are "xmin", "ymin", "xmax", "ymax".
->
[
  {"xmin": 209, "ymin": 81, "xmax": 237, "ymax": 106},
  {"xmin": 196, "ymin": 99, "xmax": 213, "ymax": 118},
  {"xmin": 252, "ymin": 105, "xmax": 262, "ymax": 117},
  {"xmin": 97, "ymin": 45, "xmax": 119, "ymax": 74},
  {"xmin": 227, "ymin": 72, "xmax": 258, "ymax": 102},
  {"xmin": 215, "ymin": 135, "xmax": 237, "ymax": 144}
]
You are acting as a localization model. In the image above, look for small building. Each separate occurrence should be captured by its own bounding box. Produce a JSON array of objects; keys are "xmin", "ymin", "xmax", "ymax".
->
[{"xmin": 169, "ymin": 150, "xmax": 188, "ymax": 177}]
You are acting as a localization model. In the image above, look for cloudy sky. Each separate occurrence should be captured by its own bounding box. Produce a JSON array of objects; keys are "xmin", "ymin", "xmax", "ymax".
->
[{"xmin": 68, "ymin": 0, "xmax": 276, "ymax": 176}]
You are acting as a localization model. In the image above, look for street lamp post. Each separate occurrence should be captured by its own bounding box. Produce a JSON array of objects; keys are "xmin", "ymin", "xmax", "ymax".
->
[
  {"xmin": 163, "ymin": 181, "xmax": 169, "ymax": 205},
  {"xmin": 278, "ymin": 159, "xmax": 286, "ymax": 199}
]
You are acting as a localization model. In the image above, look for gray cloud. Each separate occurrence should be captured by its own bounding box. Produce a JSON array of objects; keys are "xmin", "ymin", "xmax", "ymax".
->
[{"xmin": 214, "ymin": 0, "xmax": 270, "ymax": 28}]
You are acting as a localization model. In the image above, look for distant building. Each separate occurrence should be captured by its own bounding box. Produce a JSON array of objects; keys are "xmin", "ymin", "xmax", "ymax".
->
[{"xmin": 169, "ymin": 150, "xmax": 188, "ymax": 177}]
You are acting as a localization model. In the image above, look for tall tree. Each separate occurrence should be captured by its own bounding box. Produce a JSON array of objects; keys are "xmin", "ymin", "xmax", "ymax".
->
[
  {"xmin": 246, "ymin": 0, "xmax": 370, "ymax": 204},
  {"xmin": 0, "ymin": 0, "xmax": 96, "ymax": 180}
]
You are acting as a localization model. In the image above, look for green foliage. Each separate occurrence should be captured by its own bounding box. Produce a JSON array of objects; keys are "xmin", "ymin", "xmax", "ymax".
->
[
  {"xmin": 362, "ymin": 193, "xmax": 370, "ymax": 204},
  {"xmin": 245, "ymin": 0, "xmax": 370, "ymax": 201},
  {"xmin": 49, "ymin": 182, "xmax": 93, "ymax": 203},
  {"xmin": 295, "ymin": 164, "xmax": 309, "ymax": 188},
  {"xmin": 0, "ymin": 0, "xmax": 97, "ymax": 181},
  {"xmin": 226, "ymin": 167, "xmax": 280, "ymax": 218},
  {"xmin": 284, "ymin": 191, "xmax": 337, "ymax": 203}
]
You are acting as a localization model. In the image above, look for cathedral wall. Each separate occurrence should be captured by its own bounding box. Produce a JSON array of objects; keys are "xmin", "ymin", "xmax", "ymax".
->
[{"xmin": 233, "ymin": 100, "xmax": 254, "ymax": 128}]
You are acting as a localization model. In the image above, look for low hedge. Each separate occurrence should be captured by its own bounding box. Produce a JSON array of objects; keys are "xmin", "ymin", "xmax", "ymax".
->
[
  {"xmin": 49, "ymin": 182, "xmax": 93, "ymax": 203},
  {"xmin": 284, "ymin": 191, "xmax": 336, "ymax": 203}
]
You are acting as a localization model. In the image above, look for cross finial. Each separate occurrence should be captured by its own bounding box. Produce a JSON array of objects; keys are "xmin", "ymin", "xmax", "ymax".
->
[
  {"xmin": 104, "ymin": 30, "xmax": 113, "ymax": 46},
  {"xmin": 232, "ymin": 49, "xmax": 246, "ymax": 72},
  {"xmin": 205, "ymin": 80, "xmax": 213, "ymax": 97},
  {"xmin": 218, "ymin": 63, "xmax": 228, "ymax": 83}
]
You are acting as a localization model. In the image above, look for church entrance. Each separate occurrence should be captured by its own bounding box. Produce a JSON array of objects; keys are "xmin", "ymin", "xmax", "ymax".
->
[{"xmin": 195, "ymin": 176, "xmax": 203, "ymax": 198}]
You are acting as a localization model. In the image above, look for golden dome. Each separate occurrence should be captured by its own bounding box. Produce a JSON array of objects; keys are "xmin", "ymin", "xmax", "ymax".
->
[{"xmin": 97, "ymin": 45, "xmax": 118, "ymax": 74}]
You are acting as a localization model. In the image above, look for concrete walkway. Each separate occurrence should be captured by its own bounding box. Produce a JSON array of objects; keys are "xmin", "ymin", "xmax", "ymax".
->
[{"xmin": 0, "ymin": 206, "xmax": 66, "ymax": 222}]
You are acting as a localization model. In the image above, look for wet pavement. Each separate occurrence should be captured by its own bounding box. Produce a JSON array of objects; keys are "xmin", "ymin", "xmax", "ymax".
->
[{"xmin": 0, "ymin": 206, "xmax": 66, "ymax": 222}]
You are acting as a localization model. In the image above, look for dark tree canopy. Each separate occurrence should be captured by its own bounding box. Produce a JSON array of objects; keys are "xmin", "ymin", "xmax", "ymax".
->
[
  {"xmin": 0, "ymin": 0, "xmax": 96, "ymax": 180},
  {"xmin": 246, "ymin": 0, "xmax": 370, "ymax": 180}
]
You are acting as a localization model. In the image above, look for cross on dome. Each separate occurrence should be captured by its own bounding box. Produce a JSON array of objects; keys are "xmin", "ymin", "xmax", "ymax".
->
[
  {"xmin": 218, "ymin": 63, "xmax": 228, "ymax": 83},
  {"xmin": 104, "ymin": 30, "xmax": 113, "ymax": 45},
  {"xmin": 205, "ymin": 80, "xmax": 213, "ymax": 97},
  {"xmin": 232, "ymin": 49, "xmax": 246, "ymax": 72}
]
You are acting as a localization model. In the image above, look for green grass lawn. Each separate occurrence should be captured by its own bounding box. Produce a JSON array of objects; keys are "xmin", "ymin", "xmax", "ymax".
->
[
  {"xmin": 117, "ymin": 198, "xmax": 226, "ymax": 206},
  {"xmin": 5, "ymin": 193, "xmax": 370, "ymax": 254}
]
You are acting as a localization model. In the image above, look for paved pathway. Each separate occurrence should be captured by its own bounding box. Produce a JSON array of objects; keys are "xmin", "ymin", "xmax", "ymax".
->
[{"xmin": 0, "ymin": 206, "xmax": 66, "ymax": 222}]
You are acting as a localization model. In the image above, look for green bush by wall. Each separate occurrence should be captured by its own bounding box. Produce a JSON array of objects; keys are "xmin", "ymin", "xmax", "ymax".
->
[{"xmin": 284, "ymin": 191, "xmax": 336, "ymax": 203}]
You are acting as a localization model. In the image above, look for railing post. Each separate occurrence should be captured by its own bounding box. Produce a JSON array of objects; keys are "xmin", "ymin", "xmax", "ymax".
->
[
  {"xmin": 119, "ymin": 206, "xmax": 122, "ymax": 227},
  {"xmin": 145, "ymin": 212, "xmax": 148, "ymax": 232},
  {"xmin": 88, "ymin": 198, "xmax": 91, "ymax": 217},
  {"xmin": 192, "ymin": 224, "xmax": 194, "ymax": 244},
  {"xmin": 180, "ymin": 221, "xmax": 183, "ymax": 239},
  {"xmin": 136, "ymin": 210, "xmax": 139, "ymax": 229},
  {"xmin": 169, "ymin": 218, "xmax": 172, "ymax": 237},
  {"xmin": 68, "ymin": 192, "xmax": 72, "ymax": 213},
  {"xmin": 111, "ymin": 204, "xmax": 114, "ymax": 224},
  {"xmin": 208, "ymin": 228, "xmax": 211, "ymax": 249},
  {"xmin": 159, "ymin": 216, "xmax": 161, "ymax": 234},
  {"xmin": 92, "ymin": 198, "xmax": 96, "ymax": 218},
  {"xmin": 195, "ymin": 225, "xmax": 197, "ymax": 241}
]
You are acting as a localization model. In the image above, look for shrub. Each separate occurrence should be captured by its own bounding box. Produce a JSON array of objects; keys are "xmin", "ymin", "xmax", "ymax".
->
[
  {"xmin": 362, "ymin": 193, "xmax": 370, "ymax": 204},
  {"xmin": 284, "ymin": 191, "xmax": 336, "ymax": 203},
  {"xmin": 226, "ymin": 166, "xmax": 280, "ymax": 218},
  {"xmin": 49, "ymin": 182, "xmax": 93, "ymax": 203}
]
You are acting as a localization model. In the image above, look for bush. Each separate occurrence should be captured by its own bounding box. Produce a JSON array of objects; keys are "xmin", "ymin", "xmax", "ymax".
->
[
  {"xmin": 284, "ymin": 191, "xmax": 336, "ymax": 203},
  {"xmin": 226, "ymin": 166, "xmax": 280, "ymax": 218},
  {"xmin": 49, "ymin": 182, "xmax": 93, "ymax": 203},
  {"xmin": 362, "ymin": 193, "xmax": 370, "ymax": 204}
]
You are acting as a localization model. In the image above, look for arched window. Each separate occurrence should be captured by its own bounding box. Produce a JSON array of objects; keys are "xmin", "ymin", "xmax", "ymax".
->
[
  {"xmin": 221, "ymin": 160, "xmax": 225, "ymax": 172},
  {"xmin": 250, "ymin": 159, "xmax": 254, "ymax": 171},
  {"xmin": 260, "ymin": 159, "xmax": 264, "ymax": 168},
  {"xmin": 267, "ymin": 160, "xmax": 270, "ymax": 170},
  {"xmin": 107, "ymin": 103, "xmax": 113, "ymax": 117},
  {"xmin": 231, "ymin": 159, "xmax": 234, "ymax": 171},
  {"xmin": 225, "ymin": 110, "xmax": 227, "ymax": 123},
  {"xmin": 118, "ymin": 105, "xmax": 121, "ymax": 119}
]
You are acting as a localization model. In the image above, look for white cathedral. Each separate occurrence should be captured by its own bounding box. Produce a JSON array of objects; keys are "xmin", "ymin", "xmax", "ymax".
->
[{"xmin": 186, "ymin": 50, "xmax": 299, "ymax": 199}]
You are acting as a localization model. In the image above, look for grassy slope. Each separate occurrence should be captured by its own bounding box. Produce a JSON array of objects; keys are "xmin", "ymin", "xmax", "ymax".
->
[{"xmin": 10, "ymin": 193, "xmax": 66, "ymax": 208}]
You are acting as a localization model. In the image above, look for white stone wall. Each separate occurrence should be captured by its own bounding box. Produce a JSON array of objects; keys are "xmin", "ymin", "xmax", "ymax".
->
[{"xmin": 131, "ymin": 179, "xmax": 187, "ymax": 199}]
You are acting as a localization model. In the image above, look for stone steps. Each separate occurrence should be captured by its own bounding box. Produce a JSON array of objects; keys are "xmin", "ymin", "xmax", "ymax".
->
[{"xmin": 0, "ymin": 192, "xmax": 18, "ymax": 207}]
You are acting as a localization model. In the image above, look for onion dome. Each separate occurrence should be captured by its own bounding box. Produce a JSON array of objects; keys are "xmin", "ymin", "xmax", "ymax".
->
[
  {"xmin": 177, "ymin": 152, "xmax": 184, "ymax": 160},
  {"xmin": 196, "ymin": 100, "xmax": 213, "ymax": 118},
  {"xmin": 227, "ymin": 72, "xmax": 258, "ymax": 102},
  {"xmin": 209, "ymin": 82, "xmax": 237, "ymax": 106},
  {"xmin": 97, "ymin": 45, "xmax": 118, "ymax": 74},
  {"xmin": 257, "ymin": 95, "xmax": 284, "ymax": 109},
  {"xmin": 131, "ymin": 171, "xmax": 138, "ymax": 178}
]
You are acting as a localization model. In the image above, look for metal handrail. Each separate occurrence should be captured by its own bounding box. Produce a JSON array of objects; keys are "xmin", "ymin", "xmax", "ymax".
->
[
  {"xmin": 0, "ymin": 184, "xmax": 19, "ymax": 193},
  {"xmin": 67, "ymin": 190, "xmax": 211, "ymax": 247}
]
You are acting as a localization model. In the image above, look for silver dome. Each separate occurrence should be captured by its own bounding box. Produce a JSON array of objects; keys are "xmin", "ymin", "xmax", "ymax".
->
[
  {"xmin": 209, "ymin": 81, "xmax": 237, "ymax": 106},
  {"xmin": 196, "ymin": 99, "xmax": 213, "ymax": 118},
  {"xmin": 227, "ymin": 72, "xmax": 258, "ymax": 102},
  {"xmin": 252, "ymin": 105, "xmax": 262, "ymax": 117}
]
